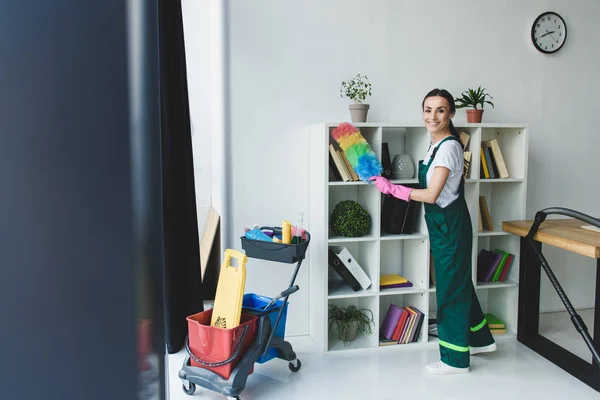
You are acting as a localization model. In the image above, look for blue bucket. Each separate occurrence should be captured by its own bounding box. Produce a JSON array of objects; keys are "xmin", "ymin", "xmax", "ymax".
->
[{"xmin": 242, "ymin": 293, "xmax": 288, "ymax": 363}]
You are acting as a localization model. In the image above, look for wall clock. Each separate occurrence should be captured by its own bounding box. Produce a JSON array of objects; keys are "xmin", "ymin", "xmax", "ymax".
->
[{"xmin": 531, "ymin": 12, "xmax": 567, "ymax": 54}]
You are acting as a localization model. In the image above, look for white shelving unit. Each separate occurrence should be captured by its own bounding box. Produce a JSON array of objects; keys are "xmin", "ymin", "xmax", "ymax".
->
[{"xmin": 308, "ymin": 122, "xmax": 528, "ymax": 353}]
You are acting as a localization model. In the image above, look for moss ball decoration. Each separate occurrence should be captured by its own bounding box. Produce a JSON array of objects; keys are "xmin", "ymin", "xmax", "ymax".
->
[{"xmin": 330, "ymin": 200, "xmax": 371, "ymax": 237}]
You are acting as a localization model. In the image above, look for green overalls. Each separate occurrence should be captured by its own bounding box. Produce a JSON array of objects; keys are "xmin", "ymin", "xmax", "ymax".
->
[{"xmin": 419, "ymin": 135, "xmax": 494, "ymax": 368}]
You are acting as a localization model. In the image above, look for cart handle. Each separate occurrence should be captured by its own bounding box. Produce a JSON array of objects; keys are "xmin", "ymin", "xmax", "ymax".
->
[{"xmin": 184, "ymin": 324, "xmax": 248, "ymax": 368}]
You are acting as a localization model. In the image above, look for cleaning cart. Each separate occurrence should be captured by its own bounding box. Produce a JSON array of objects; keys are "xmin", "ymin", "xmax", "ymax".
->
[{"xmin": 178, "ymin": 228, "xmax": 310, "ymax": 399}]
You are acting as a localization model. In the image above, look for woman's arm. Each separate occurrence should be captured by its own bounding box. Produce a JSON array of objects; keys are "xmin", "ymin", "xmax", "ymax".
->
[{"xmin": 409, "ymin": 166, "xmax": 450, "ymax": 204}]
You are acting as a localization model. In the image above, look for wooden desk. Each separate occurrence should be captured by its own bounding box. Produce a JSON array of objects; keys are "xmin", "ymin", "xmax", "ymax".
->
[{"xmin": 503, "ymin": 219, "xmax": 600, "ymax": 392}]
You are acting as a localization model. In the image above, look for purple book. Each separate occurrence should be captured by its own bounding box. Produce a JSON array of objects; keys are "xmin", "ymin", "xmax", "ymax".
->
[
  {"xmin": 484, "ymin": 253, "xmax": 502, "ymax": 281},
  {"xmin": 380, "ymin": 282, "xmax": 413, "ymax": 289},
  {"xmin": 380, "ymin": 304, "xmax": 403, "ymax": 340}
]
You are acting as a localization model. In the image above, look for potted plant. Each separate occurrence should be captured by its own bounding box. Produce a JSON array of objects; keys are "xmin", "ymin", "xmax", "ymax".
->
[
  {"xmin": 328, "ymin": 304, "xmax": 374, "ymax": 345},
  {"xmin": 340, "ymin": 73, "xmax": 372, "ymax": 123},
  {"xmin": 454, "ymin": 86, "xmax": 495, "ymax": 123}
]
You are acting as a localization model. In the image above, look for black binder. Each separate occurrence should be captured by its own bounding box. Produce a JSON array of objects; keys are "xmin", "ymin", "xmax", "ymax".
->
[{"xmin": 328, "ymin": 248, "xmax": 361, "ymax": 291}]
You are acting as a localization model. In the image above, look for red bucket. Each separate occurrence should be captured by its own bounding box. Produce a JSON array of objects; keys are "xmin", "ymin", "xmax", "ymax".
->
[{"xmin": 186, "ymin": 309, "xmax": 257, "ymax": 379}]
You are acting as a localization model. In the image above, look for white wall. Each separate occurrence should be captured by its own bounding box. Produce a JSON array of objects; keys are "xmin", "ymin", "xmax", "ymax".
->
[
  {"xmin": 186, "ymin": 0, "xmax": 600, "ymax": 335},
  {"xmin": 181, "ymin": 0, "xmax": 212, "ymax": 231}
]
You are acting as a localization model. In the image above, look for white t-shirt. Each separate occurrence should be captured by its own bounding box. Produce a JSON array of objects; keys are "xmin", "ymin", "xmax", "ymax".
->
[{"xmin": 424, "ymin": 139, "xmax": 464, "ymax": 208}]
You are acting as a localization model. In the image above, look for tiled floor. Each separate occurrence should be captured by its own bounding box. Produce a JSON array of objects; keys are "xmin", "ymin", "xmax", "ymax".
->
[{"xmin": 167, "ymin": 311, "xmax": 598, "ymax": 400}]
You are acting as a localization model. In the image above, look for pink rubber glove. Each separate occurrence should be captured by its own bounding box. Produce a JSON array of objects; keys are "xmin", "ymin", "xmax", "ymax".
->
[{"xmin": 368, "ymin": 176, "xmax": 413, "ymax": 202}]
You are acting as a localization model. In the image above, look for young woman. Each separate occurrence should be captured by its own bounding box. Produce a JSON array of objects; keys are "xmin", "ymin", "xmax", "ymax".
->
[{"xmin": 370, "ymin": 89, "xmax": 496, "ymax": 375}]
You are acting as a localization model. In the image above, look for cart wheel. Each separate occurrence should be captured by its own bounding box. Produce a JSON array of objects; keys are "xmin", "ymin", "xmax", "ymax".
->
[
  {"xmin": 289, "ymin": 359, "xmax": 301, "ymax": 372},
  {"xmin": 227, "ymin": 397, "xmax": 240, "ymax": 400},
  {"xmin": 182, "ymin": 381, "xmax": 196, "ymax": 395}
]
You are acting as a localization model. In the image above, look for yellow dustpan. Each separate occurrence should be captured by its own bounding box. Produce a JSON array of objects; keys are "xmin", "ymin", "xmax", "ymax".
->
[{"xmin": 210, "ymin": 249, "xmax": 247, "ymax": 329}]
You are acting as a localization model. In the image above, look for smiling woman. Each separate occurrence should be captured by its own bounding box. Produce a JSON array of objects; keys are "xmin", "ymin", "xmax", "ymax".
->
[{"xmin": 370, "ymin": 88, "xmax": 498, "ymax": 375}]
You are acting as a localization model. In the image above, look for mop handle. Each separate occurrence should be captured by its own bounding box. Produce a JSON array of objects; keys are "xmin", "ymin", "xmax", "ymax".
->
[{"xmin": 264, "ymin": 285, "xmax": 299, "ymax": 310}]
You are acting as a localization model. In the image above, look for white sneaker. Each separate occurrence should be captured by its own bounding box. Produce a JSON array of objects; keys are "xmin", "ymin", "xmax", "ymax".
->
[
  {"xmin": 425, "ymin": 361, "xmax": 470, "ymax": 375},
  {"xmin": 470, "ymin": 342, "xmax": 497, "ymax": 355}
]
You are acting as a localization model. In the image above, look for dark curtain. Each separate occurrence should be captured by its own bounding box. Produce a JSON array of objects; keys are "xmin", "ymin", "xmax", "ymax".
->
[{"xmin": 158, "ymin": 0, "xmax": 204, "ymax": 354}]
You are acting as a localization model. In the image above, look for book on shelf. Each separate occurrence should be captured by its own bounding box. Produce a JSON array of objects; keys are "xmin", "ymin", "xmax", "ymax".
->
[
  {"xmin": 477, "ymin": 249, "xmax": 515, "ymax": 283},
  {"xmin": 480, "ymin": 148, "xmax": 490, "ymax": 179},
  {"xmin": 479, "ymin": 195, "xmax": 493, "ymax": 230},
  {"xmin": 380, "ymin": 273, "xmax": 413, "ymax": 289},
  {"xmin": 484, "ymin": 313, "xmax": 507, "ymax": 334},
  {"xmin": 459, "ymin": 131, "xmax": 471, "ymax": 150},
  {"xmin": 481, "ymin": 138, "xmax": 509, "ymax": 178},
  {"xmin": 328, "ymin": 144, "xmax": 351, "ymax": 182},
  {"xmin": 379, "ymin": 304, "xmax": 424, "ymax": 345},
  {"xmin": 463, "ymin": 151, "xmax": 472, "ymax": 180},
  {"xmin": 484, "ymin": 313, "xmax": 505, "ymax": 329},
  {"xmin": 380, "ymin": 304, "xmax": 403, "ymax": 340},
  {"xmin": 329, "ymin": 151, "xmax": 343, "ymax": 181},
  {"xmin": 483, "ymin": 147, "xmax": 497, "ymax": 179},
  {"xmin": 328, "ymin": 246, "xmax": 372, "ymax": 291}
]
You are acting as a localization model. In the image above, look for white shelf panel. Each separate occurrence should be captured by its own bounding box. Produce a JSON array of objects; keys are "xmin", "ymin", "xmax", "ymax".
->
[
  {"xmin": 378, "ymin": 341, "xmax": 424, "ymax": 348},
  {"xmin": 475, "ymin": 279, "xmax": 518, "ymax": 289},
  {"xmin": 328, "ymin": 284, "xmax": 377, "ymax": 299},
  {"xmin": 328, "ymin": 333, "xmax": 374, "ymax": 352},
  {"xmin": 389, "ymin": 178, "xmax": 419, "ymax": 185},
  {"xmin": 477, "ymin": 178, "xmax": 524, "ymax": 183},
  {"xmin": 329, "ymin": 181, "xmax": 368, "ymax": 186},
  {"xmin": 328, "ymin": 235, "xmax": 377, "ymax": 243},
  {"xmin": 380, "ymin": 233, "xmax": 427, "ymax": 241},
  {"xmin": 476, "ymin": 231, "xmax": 510, "ymax": 237},
  {"xmin": 379, "ymin": 287, "xmax": 428, "ymax": 296}
]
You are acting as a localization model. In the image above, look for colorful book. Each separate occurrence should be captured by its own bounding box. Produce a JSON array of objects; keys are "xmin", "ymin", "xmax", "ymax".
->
[
  {"xmin": 391, "ymin": 308, "xmax": 409, "ymax": 342},
  {"xmin": 380, "ymin": 274, "xmax": 408, "ymax": 286},
  {"xmin": 492, "ymin": 249, "xmax": 510, "ymax": 282},
  {"xmin": 380, "ymin": 282, "xmax": 413, "ymax": 289},
  {"xmin": 484, "ymin": 313, "xmax": 505, "ymax": 329},
  {"xmin": 499, "ymin": 254, "xmax": 514, "ymax": 282},
  {"xmin": 380, "ymin": 304, "xmax": 403, "ymax": 340}
]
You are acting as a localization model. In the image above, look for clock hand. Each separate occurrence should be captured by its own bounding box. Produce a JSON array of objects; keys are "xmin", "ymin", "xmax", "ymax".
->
[
  {"xmin": 540, "ymin": 30, "xmax": 556, "ymax": 38},
  {"xmin": 548, "ymin": 32, "xmax": 559, "ymax": 43}
]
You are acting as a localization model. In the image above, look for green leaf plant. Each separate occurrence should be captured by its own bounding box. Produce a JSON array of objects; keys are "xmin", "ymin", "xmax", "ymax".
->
[
  {"xmin": 328, "ymin": 304, "xmax": 374, "ymax": 345},
  {"xmin": 340, "ymin": 74, "xmax": 372, "ymax": 104},
  {"xmin": 454, "ymin": 86, "xmax": 495, "ymax": 110}
]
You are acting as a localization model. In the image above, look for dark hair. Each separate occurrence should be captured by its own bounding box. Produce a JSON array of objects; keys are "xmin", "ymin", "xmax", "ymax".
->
[{"xmin": 422, "ymin": 88, "xmax": 459, "ymax": 139}]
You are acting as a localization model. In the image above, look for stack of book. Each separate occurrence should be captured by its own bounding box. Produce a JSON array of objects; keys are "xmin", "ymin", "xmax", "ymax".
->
[
  {"xmin": 329, "ymin": 144, "xmax": 359, "ymax": 182},
  {"xmin": 480, "ymin": 138, "xmax": 509, "ymax": 179},
  {"xmin": 459, "ymin": 131, "xmax": 472, "ymax": 180},
  {"xmin": 485, "ymin": 313, "xmax": 507, "ymax": 335},
  {"xmin": 477, "ymin": 249, "xmax": 514, "ymax": 283},
  {"xmin": 380, "ymin": 273, "xmax": 412, "ymax": 290},
  {"xmin": 379, "ymin": 303, "xmax": 424, "ymax": 346}
]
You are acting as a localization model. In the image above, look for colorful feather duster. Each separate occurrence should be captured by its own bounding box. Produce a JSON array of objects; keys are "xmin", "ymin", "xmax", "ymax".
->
[{"xmin": 331, "ymin": 122, "xmax": 383, "ymax": 181}]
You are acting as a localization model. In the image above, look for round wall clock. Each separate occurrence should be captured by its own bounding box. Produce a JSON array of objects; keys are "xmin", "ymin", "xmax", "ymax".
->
[{"xmin": 531, "ymin": 12, "xmax": 567, "ymax": 54}]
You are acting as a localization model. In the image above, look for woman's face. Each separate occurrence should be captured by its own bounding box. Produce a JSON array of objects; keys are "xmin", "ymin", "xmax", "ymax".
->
[{"xmin": 423, "ymin": 96, "xmax": 454, "ymax": 134}]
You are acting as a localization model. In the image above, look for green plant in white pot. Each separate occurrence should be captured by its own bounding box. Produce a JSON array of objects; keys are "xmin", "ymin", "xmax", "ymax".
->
[
  {"xmin": 328, "ymin": 304, "xmax": 374, "ymax": 345},
  {"xmin": 340, "ymin": 73, "xmax": 372, "ymax": 123}
]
